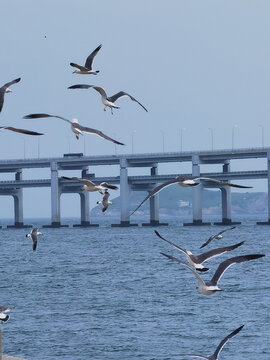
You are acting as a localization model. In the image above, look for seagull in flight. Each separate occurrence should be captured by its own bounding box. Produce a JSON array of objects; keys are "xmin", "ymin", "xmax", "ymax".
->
[
  {"xmin": 23, "ymin": 113, "xmax": 124, "ymax": 144},
  {"xmin": 62, "ymin": 176, "xmax": 118, "ymax": 194},
  {"xmin": 200, "ymin": 226, "xmax": 237, "ymax": 249},
  {"xmin": 97, "ymin": 189, "xmax": 112, "ymax": 212},
  {"xmin": 0, "ymin": 126, "xmax": 43, "ymax": 136},
  {"xmin": 161, "ymin": 252, "xmax": 264, "ymax": 295},
  {"xmin": 155, "ymin": 230, "xmax": 244, "ymax": 272},
  {"xmin": 0, "ymin": 78, "xmax": 21, "ymax": 114},
  {"xmin": 130, "ymin": 176, "xmax": 252, "ymax": 215},
  {"xmin": 0, "ymin": 306, "xmax": 14, "ymax": 322},
  {"xmin": 26, "ymin": 228, "xmax": 43, "ymax": 251},
  {"xmin": 68, "ymin": 84, "xmax": 148, "ymax": 114},
  {"xmin": 177, "ymin": 324, "xmax": 244, "ymax": 360},
  {"xmin": 70, "ymin": 44, "xmax": 102, "ymax": 75}
]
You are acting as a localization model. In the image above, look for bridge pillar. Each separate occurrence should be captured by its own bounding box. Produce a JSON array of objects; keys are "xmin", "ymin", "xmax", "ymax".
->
[
  {"xmin": 142, "ymin": 164, "xmax": 168, "ymax": 226},
  {"xmin": 214, "ymin": 161, "xmax": 241, "ymax": 225},
  {"xmin": 257, "ymin": 150, "xmax": 270, "ymax": 224},
  {"xmin": 184, "ymin": 155, "xmax": 210, "ymax": 226},
  {"xmin": 44, "ymin": 162, "xmax": 68, "ymax": 228},
  {"xmin": 112, "ymin": 158, "xmax": 138, "ymax": 227},
  {"xmin": 73, "ymin": 168, "xmax": 99, "ymax": 227},
  {"xmin": 7, "ymin": 170, "xmax": 31, "ymax": 228}
]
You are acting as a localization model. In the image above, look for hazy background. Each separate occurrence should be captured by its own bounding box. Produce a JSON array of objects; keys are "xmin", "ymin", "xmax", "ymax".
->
[{"xmin": 0, "ymin": 0, "xmax": 269, "ymax": 218}]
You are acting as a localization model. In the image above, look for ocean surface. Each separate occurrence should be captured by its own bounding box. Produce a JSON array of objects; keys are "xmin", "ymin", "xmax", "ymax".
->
[{"xmin": 0, "ymin": 215, "xmax": 269, "ymax": 360}]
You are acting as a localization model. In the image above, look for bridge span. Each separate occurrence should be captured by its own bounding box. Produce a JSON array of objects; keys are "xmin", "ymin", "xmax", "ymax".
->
[{"xmin": 0, "ymin": 147, "xmax": 269, "ymax": 227}]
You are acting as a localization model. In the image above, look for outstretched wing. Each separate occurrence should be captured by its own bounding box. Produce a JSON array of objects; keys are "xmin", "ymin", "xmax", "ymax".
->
[
  {"xmin": 108, "ymin": 91, "xmax": 148, "ymax": 112},
  {"xmin": 23, "ymin": 113, "xmax": 72, "ymax": 124},
  {"xmin": 100, "ymin": 182, "xmax": 118, "ymax": 190},
  {"xmin": 68, "ymin": 84, "xmax": 93, "ymax": 90},
  {"xmin": 217, "ymin": 226, "xmax": 237, "ymax": 236},
  {"xmin": 198, "ymin": 177, "xmax": 252, "ymax": 189},
  {"xmin": 85, "ymin": 44, "xmax": 102, "ymax": 69},
  {"xmin": 0, "ymin": 126, "xmax": 43, "ymax": 136},
  {"xmin": 2, "ymin": 78, "xmax": 21, "ymax": 90},
  {"xmin": 73, "ymin": 123, "xmax": 124, "ymax": 145},
  {"xmin": 197, "ymin": 241, "xmax": 244, "ymax": 264},
  {"xmin": 0, "ymin": 78, "xmax": 21, "ymax": 113},
  {"xmin": 70, "ymin": 63, "xmax": 89, "ymax": 71},
  {"xmin": 213, "ymin": 325, "xmax": 244, "ymax": 359},
  {"xmin": 154, "ymin": 230, "xmax": 187, "ymax": 255},
  {"xmin": 62, "ymin": 176, "xmax": 96, "ymax": 187}
]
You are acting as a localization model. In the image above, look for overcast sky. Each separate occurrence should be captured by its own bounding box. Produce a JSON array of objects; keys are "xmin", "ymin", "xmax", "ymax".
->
[{"xmin": 0, "ymin": 0, "xmax": 269, "ymax": 219}]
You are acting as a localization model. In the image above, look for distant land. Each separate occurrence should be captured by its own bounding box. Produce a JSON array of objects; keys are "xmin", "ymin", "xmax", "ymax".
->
[{"xmin": 91, "ymin": 186, "xmax": 268, "ymax": 216}]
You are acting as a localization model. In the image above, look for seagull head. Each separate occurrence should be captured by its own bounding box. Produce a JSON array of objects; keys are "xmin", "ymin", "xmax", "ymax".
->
[
  {"xmin": 72, "ymin": 118, "xmax": 79, "ymax": 123},
  {"xmin": 5, "ymin": 88, "xmax": 12, "ymax": 93}
]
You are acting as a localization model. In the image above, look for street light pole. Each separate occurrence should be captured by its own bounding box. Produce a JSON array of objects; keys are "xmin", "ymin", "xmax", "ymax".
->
[
  {"xmin": 259, "ymin": 125, "xmax": 264, "ymax": 148},
  {"xmin": 208, "ymin": 128, "xmax": 213, "ymax": 151}
]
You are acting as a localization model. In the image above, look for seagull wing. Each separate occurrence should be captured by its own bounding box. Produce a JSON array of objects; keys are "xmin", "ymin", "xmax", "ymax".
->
[
  {"xmin": 2, "ymin": 78, "xmax": 21, "ymax": 89},
  {"xmin": 92, "ymin": 86, "xmax": 107, "ymax": 98},
  {"xmin": 33, "ymin": 239, "xmax": 37, "ymax": 251},
  {"xmin": 107, "ymin": 91, "xmax": 148, "ymax": 112},
  {"xmin": 23, "ymin": 113, "xmax": 72, "ymax": 125},
  {"xmin": 216, "ymin": 226, "xmax": 237, "ymax": 236},
  {"xmin": 0, "ymin": 126, "xmax": 43, "ymax": 136},
  {"xmin": 62, "ymin": 176, "xmax": 96, "ymax": 187},
  {"xmin": 73, "ymin": 123, "xmax": 124, "ymax": 145},
  {"xmin": 200, "ymin": 235, "xmax": 216, "ymax": 249},
  {"xmin": 160, "ymin": 252, "xmax": 205, "ymax": 287},
  {"xmin": 0, "ymin": 78, "xmax": 21, "ymax": 113},
  {"xmin": 196, "ymin": 241, "xmax": 245, "ymax": 264},
  {"xmin": 0, "ymin": 306, "xmax": 13, "ymax": 312},
  {"xmin": 210, "ymin": 254, "xmax": 265, "ymax": 286},
  {"xmin": 68, "ymin": 84, "xmax": 93, "ymax": 90},
  {"xmin": 154, "ymin": 230, "xmax": 187, "ymax": 255},
  {"xmin": 85, "ymin": 44, "xmax": 102, "ymax": 69},
  {"xmin": 130, "ymin": 177, "xmax": 186, "ymax": 216},
  {"xmin": 99, "ymin": 182, "xmax": 118, "ymax": 190},
  {"xmin": 212, "ymin": 325, "xmax": 244, "ymax": 359},
  {"xmin": 70, "ymin": 63, "xmax": 89, "ymax": 71},
  {"xmin": 197, "ymin": 177, "xmax": 252, "ymax": 189}
]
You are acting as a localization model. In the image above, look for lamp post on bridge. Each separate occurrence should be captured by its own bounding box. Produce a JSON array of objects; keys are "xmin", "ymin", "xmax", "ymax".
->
[
  {"xmin": 258, "ymin": 125, "xmax": 264, "ymax": 148},
  {"xmin": 208, "ymin": 127, "xmax": 213, "ymax": 151}
]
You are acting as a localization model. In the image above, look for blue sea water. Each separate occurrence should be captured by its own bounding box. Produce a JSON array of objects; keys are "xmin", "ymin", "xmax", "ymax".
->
[{"xmin": 0, "ymin": 216, "xmax": 269, "ymax": 360}]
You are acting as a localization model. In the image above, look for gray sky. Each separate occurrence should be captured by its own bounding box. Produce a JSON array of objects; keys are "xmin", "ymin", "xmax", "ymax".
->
[{"xmin": 0, "ymin": 0, "xmax": 269, "ymax": 218}]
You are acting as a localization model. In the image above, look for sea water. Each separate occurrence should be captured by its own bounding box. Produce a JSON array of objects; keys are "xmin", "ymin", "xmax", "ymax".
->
[{"xmin": 0, "ymin": 216, "xmax": 269, "ymax": 359}]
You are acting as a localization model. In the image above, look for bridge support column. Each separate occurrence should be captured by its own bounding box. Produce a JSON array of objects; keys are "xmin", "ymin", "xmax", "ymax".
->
[
  {"xmin": 142, "ymin": 165, "xmax": 168, "ymax": 226},
  {"xmin": 73, "ymin": 168, "xmax": 99, "ymax": 227},
  {"xmin": 44, "ymin": 162, "xmax": 68, "ymax": 228},
  {"xmin": 257, "ymin": 150, "xmax": 270, "ymax": 224},
  {"xmin": 112, "ymin": 158, "xmax": 138, "ymax": 227},
  {"xmin": 7, "ymin": 170, "xmax": 31, "ymax": 228},
  {"xmin": 214, "ymin": 161, "xmax": 241, "ymax": 225},
  {"xmin": 184, "ymin": 155, "xmax": 210, "ymax": 226}
]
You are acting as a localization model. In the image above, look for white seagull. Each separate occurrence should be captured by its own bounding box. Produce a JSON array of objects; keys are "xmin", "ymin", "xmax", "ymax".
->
[
  {"xmin": 0, "ymin": 78, "xmax": 21, "ymax": 114},
  {"xmin": 0, "ymin": 306, "xmax": 14, "ymax": 322},
  {"xmin": 97, "ymin": 189, "xmax": 112, "ymax": 212},
  {"xmin": 70, "ymin": 44, "xmax": 102, "ymax": 75},
  {"xmin": 68, "ymin": 84, "xmax": 148, "ymax": 114},
  {"xmin": 130, "ymin": 176, "xmax": 252, "ymax": 215},
  {"xmin": 177, "ymin": 325, "xmax": 244, "ymax": 360},
  {"xmin": 200, "ymin": 226, "xmax": 237, "ymax": 249},
  {"xmin": 161, "ymin": 252, "xmax": 264, "ymax": 295},
  {"xmin": 26, "ymin": 228, "xmax": 43, "ymax": 251},
  {"xmin": 23, "ymin": 113, "xmax": 124, "ymax": 144},
  {"xmin": 155, "ymin": 230, "xmax": 244, "ymax": 272},
  {"xmin": 62, "ymin": 176, "xmax": 118, "ymax": 194}
]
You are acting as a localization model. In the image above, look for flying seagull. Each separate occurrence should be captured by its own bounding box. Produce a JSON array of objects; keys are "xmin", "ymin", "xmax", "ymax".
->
[
  {"xmin": 155, "ymin": 230, "xmax": 244, "ymax": 272},
  {"xmin": 26, "ymin": 228, "xmax": 43, "ymax": 251},
  {"xmin": 200, "ymin": 226, "xmax": 237, "ymax": 249},
  {"xmin": 70, "ymin": 44, "xmax": 102, "ymax": 75},
  {"xmin": 176, "ymin": 324, "xmax": 244, "ymax": 360},
  {"xmin": 97, "ymin": 189, "xmax": 112, "ymax": 212},
  {"xmin": 161, "ymin": 252, "xmax": 264, "ymax": 295},
  {"xmin": 0, "ymin": 306, "xmax": 14, "ymax": 322},
  {"xmin": 62, "ymin": 176, "xmax": 118, "ymax": 194},
  {"xmin": 0, "ymin": 126, "xmax": 43, "ymax": 136},
  {"xmin": 68, "ymin": 84, "xmax": 148, "ymax": 114},
  {"xmin": 0, "ymin": 78, "xmax": 21, "ymax": 114},
  {"xmin": 130, "ymin": 176, "xmax": 252, "ymax": 215},
  {"xmin": 23, "ymin": 113, "xmax": 124, "ymax": 144}
]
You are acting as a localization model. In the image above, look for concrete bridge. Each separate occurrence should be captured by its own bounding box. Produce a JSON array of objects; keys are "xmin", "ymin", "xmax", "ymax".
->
[{"xmin": 0, "ymin": 147, "xmax": 269, "ymax": 227}]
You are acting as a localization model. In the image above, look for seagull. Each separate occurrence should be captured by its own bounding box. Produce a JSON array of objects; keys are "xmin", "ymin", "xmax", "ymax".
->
[
  {"xmin": 62, "ymin": 176, "xmax": 118, "ymax": 194},
  {"xmin": 23, "ymin": 113, "xmax": 124, "ymax": 144},
  {"xmin": 26, "ymin": 228, "xmax": 42, "ymax": 251},
  {"xmin": 97, "ymin": 189, "xmax": 112, "ymax": 212},
  {"xmin": 154, "ymin": 230, "xmax": 244, "ymax": 272},
  {"xmin": 70, "ymin": 44, "xmax": 102, "ymax": 75},
  {"xmin": 0, "ymin": 78, "xmax": 21, "ymax": 114},
  {"xmin": 130, "ymin": 176, "xmax": 252, "ymax": 215},
  {"xmin": 0, "ymin": 306, "xmax": 14, "ymax": 322},
  {"xmin": 200, "ymin": 226, "xmax": 237, "ymax": 249},
  {"xmin": 161, "ymin": 252, "xmax": 264, "ymax": 295},
  {"xmin": 176, "ymin": 324, "xmax": 244, "ymax": 360},
  {"xmin": 0, "ymin": 126, "xmax": 43, "ymax": 136},
  {"xmin": 68, "ymin": 84, "xmax": 148, "ymax": 114}
]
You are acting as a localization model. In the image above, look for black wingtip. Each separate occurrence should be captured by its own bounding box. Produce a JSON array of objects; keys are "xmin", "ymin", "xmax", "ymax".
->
[{"xmin": 196, "ymin": 267, "xmax": 209, "ymax": 272}]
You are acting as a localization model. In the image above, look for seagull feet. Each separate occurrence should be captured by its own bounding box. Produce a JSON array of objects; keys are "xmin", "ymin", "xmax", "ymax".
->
[{"xmin": 104, "ymin": 107, "xmax": 106, "ymax": 112}]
